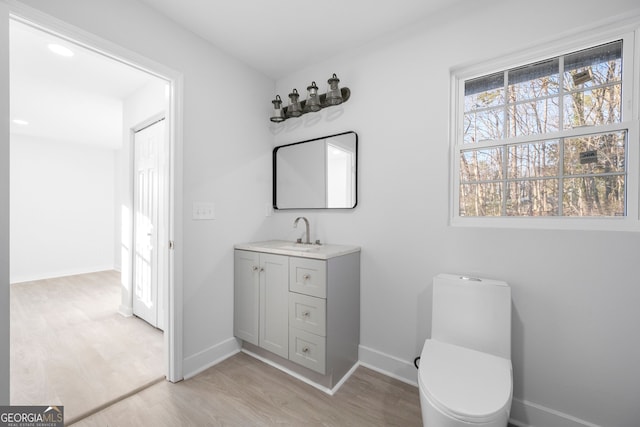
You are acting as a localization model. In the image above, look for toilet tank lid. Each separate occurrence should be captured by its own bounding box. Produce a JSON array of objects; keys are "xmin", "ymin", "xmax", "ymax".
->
[
  {"xmin": 419, "ymin": 340, "xmax": 512, "ymax": 423},
  {"xmin": 436, "ymin": 273, "xmax": 509, "ymax": 287}
]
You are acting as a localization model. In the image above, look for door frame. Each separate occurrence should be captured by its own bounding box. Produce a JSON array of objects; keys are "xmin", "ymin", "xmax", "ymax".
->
[{"xmin": 8, "ymin": 4, "xmax": 184, "ymax": 382}]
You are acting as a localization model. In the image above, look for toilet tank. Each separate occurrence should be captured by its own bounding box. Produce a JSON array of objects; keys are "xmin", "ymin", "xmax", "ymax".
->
[{"xmin": 432, "ymin": 274, "xmax": 511, "ymax": 359}]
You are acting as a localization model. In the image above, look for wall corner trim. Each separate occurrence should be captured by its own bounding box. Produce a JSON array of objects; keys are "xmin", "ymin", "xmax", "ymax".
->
[{"xmin": 182, "ymin": 337, "xmax": 241, "ymax": 380}]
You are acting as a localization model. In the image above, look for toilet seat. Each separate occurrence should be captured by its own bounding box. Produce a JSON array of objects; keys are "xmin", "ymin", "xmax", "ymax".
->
[{"xmin": 419, "ymin": 339, "xmax": 512, "ymax": 424}]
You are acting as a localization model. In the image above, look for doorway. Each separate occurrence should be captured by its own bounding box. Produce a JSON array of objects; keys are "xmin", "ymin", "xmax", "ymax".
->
[{"xmin": 8, "ymin": 10, "xmax": 183, "ymax": 417}]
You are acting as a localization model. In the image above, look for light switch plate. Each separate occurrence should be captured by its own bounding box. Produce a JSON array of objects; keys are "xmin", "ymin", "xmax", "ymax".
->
[{"xmin": 193, "ymin": 202, "xmax": 215, "ymax": 220}]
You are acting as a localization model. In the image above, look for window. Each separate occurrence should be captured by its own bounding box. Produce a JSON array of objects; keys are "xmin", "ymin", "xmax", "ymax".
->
[{"xmin": 452, "ymin": 31, "xmax": 639, "ymax": 229}]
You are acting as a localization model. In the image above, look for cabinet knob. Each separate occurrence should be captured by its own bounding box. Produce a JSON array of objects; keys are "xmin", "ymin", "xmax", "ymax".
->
[
  {"xmin": 302, "ymin": 346, "xmax": 310, "ymax": 353},
  {"xmin": 252, "ymin": 265, "xmax": 259, "ymax": 272},
  {"xmin": 302, "ymin": 311, "xmax": 310, "ymax": 318},
  {"xmin": 302, "ymin": 274, "xmax": 311, "ymax": 281},
  {"xmin": 260, "ymin": 267, "xmax": 264, "ymax": 272}
]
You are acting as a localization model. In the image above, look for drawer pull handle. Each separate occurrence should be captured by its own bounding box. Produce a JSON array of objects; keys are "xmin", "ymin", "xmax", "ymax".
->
[
  {"xmin": 302, "ymin": 311, "xmax": 310, "ymax": 317},
  {"xmin": 302, "ymin": 346, "xmax": 310, "ymax": 353},
  {"xmin": 303, "ymin": 274, "xmax": 311, "ymax": 280}
]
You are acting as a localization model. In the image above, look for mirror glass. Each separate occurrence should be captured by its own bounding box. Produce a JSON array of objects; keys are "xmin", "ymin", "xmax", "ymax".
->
[{"xmin": 273, "ymin": 131, "xmax": 357, "ymax": 209}]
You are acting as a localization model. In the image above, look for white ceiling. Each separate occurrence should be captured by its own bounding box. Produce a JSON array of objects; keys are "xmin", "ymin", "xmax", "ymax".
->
[
  {"xmin": 10, "ymin": 20, "xmax": 161, "ymax": 148},
  {"xmin": 137, "ymin": 0, "xmax": 463, "ymax": 79}
]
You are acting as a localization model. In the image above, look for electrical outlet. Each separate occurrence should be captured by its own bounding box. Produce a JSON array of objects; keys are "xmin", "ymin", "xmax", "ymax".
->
[{"xmin": 193, "ymin": 202, "xmax": 215, "ymax": 220}]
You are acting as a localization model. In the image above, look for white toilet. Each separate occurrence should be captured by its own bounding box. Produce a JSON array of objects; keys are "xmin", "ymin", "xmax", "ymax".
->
[{"xmin": 418, "ymin": 274, "xmax": 513, "ymax": 427}]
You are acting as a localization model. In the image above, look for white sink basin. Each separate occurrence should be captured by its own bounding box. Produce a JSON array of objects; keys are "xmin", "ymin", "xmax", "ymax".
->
[
  {"xmin": 278, "ymin": 244, "xmax": 320, "ymax": 252},
  {"xmin": 235, "ymin": 240, "xmax": 360, "ymax": 260}
]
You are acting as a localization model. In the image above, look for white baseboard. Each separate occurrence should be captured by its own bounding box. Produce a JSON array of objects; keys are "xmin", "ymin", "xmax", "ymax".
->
[
  {"xmin": 241, "ymin": 348, "xmax": 359, "ymax": 396},
  {"xmin": 118, "ymin": 304, "xmax": 133, "ymax": 317},
  {"xmin": 358, "ymin": 344, "xmax": 418, "ymax": 387},
  {"xmin": 182, "ymin": 337, "xmax": 241, "ymax": 380},
  {"xmin": 510, "ymin": 398, "xmax": 601, "ymax": 427},
  {"xmin": 10, "ymin": 265, "xmax": 117, "ymax": 284}
]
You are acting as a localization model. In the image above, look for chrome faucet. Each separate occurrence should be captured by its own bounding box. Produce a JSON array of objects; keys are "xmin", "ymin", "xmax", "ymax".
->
[{"xmin": 293, "ymin": 217, "xmax": 310, "ymax": 244}]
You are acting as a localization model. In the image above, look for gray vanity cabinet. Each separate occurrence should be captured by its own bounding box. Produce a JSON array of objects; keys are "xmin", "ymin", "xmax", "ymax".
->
[
  {"xmin": 233, "ymin": 250, "xmax": 289, "ymax": 359},
  {"xmin": 234, "ymin": 242, "xmax": 360, "ymax": 390}
]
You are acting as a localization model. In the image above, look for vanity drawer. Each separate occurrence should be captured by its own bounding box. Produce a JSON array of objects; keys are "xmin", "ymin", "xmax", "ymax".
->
[
  {"xmin": 289, "ymin": 328, "xmax": 326, "ymax": 374},
  {"xmin": 289, "ymin": 258, "xmax": 326, "ymax": 298},
  {"xmin": 289, "ymin": 293, "xmax": 326, "ymax": 336}
]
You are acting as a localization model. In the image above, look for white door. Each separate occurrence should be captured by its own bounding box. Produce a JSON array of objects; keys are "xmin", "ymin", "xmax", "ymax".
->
[{"xmin": 133, "ymin": 118, "xmax": 165, "ymax": 329}]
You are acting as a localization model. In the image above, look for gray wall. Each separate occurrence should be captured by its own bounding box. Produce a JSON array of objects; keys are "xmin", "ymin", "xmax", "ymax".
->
[{"xmin": 10, "ymin": 136, "xmax": 116, "ymax": 283}]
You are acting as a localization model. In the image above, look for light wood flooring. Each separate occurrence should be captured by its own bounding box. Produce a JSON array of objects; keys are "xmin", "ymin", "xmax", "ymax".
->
[
  {"xmin": 10, "ymin": 270, "xmax": 164, "ymax": 423},
  {"xmin": 74, "ymin": 351, "xmax": 423, "ymax": 426}
]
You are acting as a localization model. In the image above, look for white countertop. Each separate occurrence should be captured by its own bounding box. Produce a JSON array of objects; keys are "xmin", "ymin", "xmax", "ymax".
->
[{"xmin": 234, "ymin": 240, "xmax": 360, "ymax": 260}]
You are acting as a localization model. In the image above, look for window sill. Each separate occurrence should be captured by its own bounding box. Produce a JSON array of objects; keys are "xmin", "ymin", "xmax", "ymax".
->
[{"xmin": 450, "ymin": 216, "xmax": 640, "ymax": 232}]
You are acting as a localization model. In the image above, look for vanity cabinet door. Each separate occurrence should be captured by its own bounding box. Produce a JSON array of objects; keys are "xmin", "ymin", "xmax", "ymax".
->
[
  {"xmin": 233, "ymin": 250, "xmax": 259, "ymax": 346},
  {"xmin": 259, "ymin": 253, "xmax": 290, "ymax": 359}
]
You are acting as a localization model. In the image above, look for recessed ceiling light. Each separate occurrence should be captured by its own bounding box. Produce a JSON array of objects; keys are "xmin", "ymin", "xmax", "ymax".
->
[
  {"xmin": 12, "ymin": 119, "xmax": 29, "ymax": 125},
  {"xmin": 48, "ymin": 43, "xmax": 74, "ymax": 57}
]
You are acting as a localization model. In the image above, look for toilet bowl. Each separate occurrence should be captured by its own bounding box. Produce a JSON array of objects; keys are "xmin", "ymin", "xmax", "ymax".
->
[
  {"xmin": 419, "ymin": 340, "xmax": 512, "ymax": 426},
  {"xmin": 419, "ymin": 274, "xmax": 513, "ymax": 427}
]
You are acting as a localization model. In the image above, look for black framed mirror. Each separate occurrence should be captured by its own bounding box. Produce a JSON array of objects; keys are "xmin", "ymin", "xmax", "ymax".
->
[{"xmin": 273, "ymin": 131, "xmax": 358, "ymax": 209}]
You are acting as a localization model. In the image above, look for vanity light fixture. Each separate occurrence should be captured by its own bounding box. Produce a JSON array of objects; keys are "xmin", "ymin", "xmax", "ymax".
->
[
  {"xmin": 271, "ymin": 95, "xmax": 285, "ymax": 122},
  {"xmin": 286, "ymin": 89, "xmax": 303, "ymax": 118},
  {"xmin": 303, "ymin": 81, "xmax": 321, "ymax": 113},
  {"xmin": 270, "ymin": 73, "xmax": 350, "ymax": 122},
  {"xmin": 325, "ymin": 73, "xmax": 343, "ymax": 105}
]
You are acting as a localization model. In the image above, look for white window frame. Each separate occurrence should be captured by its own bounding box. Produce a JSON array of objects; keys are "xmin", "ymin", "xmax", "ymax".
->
[{"xmin": 450, "ymin": 22, "xmax": 640, "ymax": 231}]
